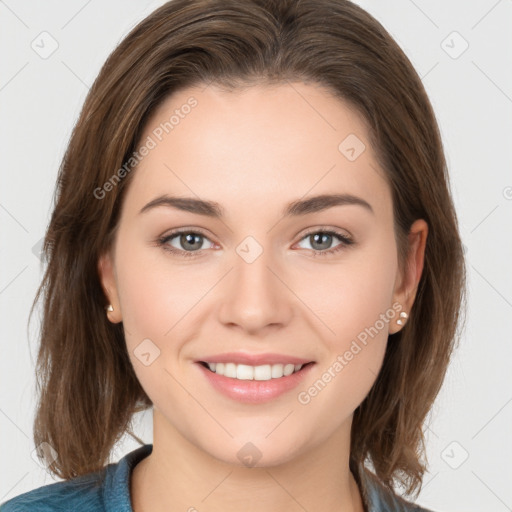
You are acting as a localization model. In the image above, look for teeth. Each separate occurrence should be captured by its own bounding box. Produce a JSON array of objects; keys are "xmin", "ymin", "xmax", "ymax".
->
[
  {"xmin": 283, "ymin": 363, "xmax": 295, "ymax": 376},
  {"xmin": 225, "ymin": 363, "xmax": 237, "ymax": 378},
  {"xmin": 237, "ymin": 364, "xmax": 253, "ymax": 380},
  {"xmin": 206, "ymin": 362, "xmax": 304, "ymax": 380}
]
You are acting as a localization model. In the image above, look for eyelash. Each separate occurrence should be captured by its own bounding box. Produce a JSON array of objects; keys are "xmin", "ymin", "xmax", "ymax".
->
[{"xmin": 156, "ymin": 228, "xmax": 355, "ymax": 259}]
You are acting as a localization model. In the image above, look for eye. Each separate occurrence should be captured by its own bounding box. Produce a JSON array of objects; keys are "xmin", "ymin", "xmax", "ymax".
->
[
  {"xmin": 157, "ymin": 229, "xmax": 215, "ymax": 257},
  {"xmin": 295, "ymin": 229, "xmax": 354, "ymax": 257},
  {"xmin": 156, "ymin": 227, "xmax": 355, "ymax": 258}
]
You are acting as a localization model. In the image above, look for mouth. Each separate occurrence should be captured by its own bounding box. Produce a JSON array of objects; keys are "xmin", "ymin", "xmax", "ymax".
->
[
  {"xmin": 198, "ymin": 361, "xmax": 315, "ymax": 381},
  {"xmin": 196, "ymin": 360, "xmax": 316, "ymax": 403}
]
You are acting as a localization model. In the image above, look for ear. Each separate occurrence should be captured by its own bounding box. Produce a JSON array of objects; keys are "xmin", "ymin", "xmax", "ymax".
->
[
  {"xmin": 97, "ymin": 249, "xmax": 123, "ymax": 324},
  {"xmin": 390, "ymin": 218, "xmax": 428, "ymax": 334}
]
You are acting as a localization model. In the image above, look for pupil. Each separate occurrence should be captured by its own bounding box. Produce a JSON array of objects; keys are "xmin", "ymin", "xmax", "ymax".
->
[
  {"xmin": 312, "ymin": 233, "xmax": 331, "ymax": 250},
  {"xmin": 182, "ymin": 233, "xmax": 202, "ymax": 251}
]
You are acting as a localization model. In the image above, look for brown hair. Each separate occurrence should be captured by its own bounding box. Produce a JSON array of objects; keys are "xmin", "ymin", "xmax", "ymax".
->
[{"xmin": 30, "ymin": 0, "xmax": 466, "ymax": 499}]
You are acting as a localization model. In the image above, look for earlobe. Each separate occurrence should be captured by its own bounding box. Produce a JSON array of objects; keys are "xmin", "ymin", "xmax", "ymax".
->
[{"xmin": 97, "ymin": 251, "xmax": 122, "ymax": 323}]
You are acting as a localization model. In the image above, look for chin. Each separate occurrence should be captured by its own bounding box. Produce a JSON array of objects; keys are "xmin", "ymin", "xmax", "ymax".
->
[{"xmin": 201, "ymin": 434, "xmax": 306, "ymax": 469}]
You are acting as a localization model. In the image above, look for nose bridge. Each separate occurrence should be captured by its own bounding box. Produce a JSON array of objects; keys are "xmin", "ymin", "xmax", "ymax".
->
[{"xmin": 218, "ymin": 236, "xmax": 292, "ymax": 332}]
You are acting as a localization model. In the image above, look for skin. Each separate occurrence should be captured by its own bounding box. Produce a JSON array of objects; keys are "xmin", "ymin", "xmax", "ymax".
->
[{"xmin": 98, "ymin": 82, "xmax": 427, "ymax": 512}]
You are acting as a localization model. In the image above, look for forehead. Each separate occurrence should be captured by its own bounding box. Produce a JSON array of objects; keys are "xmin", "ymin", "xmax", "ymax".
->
[{"xmin": 123, "ymin": 82, "xmax": 391, "ymax": 221}]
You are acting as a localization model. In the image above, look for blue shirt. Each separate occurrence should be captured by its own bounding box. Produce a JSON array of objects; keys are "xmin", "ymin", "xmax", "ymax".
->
[{"xmin": 0, "ymin": 444, "xmax": 436, "ymax": 511}]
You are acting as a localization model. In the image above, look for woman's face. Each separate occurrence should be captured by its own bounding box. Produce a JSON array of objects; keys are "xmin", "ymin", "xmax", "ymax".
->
[{"xmin": 99, "ymin": 82, "xmax": 425, "ymax": 467}]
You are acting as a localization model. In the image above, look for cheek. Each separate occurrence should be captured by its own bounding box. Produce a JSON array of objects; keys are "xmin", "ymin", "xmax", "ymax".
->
[
  {"xmin": 291, "ymin": 239, "xmax": 397, "ymax": 408},
  {"xmin": 114, "ymin": 247, "xmax": 199, "ymax": 415},
  {"xmin": 293, "ymin": 237, "xmax": 398, "ymax": 347},
  {"xmin": 115, "ymin": 240, "xmax": 210, "ymax": 341}
]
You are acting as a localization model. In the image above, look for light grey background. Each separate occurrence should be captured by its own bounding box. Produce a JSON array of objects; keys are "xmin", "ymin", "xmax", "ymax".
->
[{"xmin": 1, "ymin": 1, "xmax": 511, "ymax": 511}]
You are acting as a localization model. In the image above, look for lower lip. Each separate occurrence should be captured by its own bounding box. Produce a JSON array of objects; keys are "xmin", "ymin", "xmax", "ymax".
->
[{"xmin": 196, "ymin": 362, "xmax": 315, "ymax": 404}]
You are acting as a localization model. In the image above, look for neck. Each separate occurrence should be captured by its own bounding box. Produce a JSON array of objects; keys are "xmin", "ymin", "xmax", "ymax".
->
[{"xmin": 131, "ymin": 408, "xmax": 365, "ymax": 512}]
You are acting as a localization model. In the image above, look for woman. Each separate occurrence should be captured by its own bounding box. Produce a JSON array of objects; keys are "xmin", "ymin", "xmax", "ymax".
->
[{"xmin": 0, "ymin": 0, "xmax": 466, "ymax": 511}]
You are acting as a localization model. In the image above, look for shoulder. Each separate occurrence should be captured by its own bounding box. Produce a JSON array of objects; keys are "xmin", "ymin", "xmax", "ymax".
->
[
  {"xmin": 358, "ymin": 465, "xmax": 438, "ymax": 512},
  {"xmin": 0, "ymin": 471, "xmax": 105, "ymax": 512},
  {"xmin": 0, "ymin": 444, "xmax": 153, "ymax": 512}
]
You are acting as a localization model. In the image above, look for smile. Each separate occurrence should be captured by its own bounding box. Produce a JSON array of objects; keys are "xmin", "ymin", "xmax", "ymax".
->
[
  {"xmin": 201, "ymin": 361, "xmax": 305, "ymax": 380},
  {"xmin": 196, "ymin": 361, "xmax": 315, "ymax": 404}
]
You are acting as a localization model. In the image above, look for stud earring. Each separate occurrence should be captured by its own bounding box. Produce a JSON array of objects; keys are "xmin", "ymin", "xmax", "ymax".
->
[
  {"xmin": 396, "ymin": 311, "xmax": 408, "ymax": 326},
  {"xmin": 106, "ymin": 304, "xmax": 114, "ymax": 312}
]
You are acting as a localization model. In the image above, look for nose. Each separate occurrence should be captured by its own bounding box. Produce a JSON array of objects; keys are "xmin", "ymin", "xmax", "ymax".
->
[{"xmin": 217, "ymin": 248, "xmax": 294, "ymax": 335}]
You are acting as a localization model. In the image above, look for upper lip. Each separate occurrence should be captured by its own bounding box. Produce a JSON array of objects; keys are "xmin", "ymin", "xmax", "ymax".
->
[{"xmin": 197, "ymin": 352, "xmax": 314, "ymax": 366}]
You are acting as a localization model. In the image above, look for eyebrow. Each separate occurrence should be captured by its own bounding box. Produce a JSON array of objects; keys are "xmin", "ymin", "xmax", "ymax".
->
[{"xmin": 138, "ymin": 193, "xmax": 374, "ymax": 218}]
